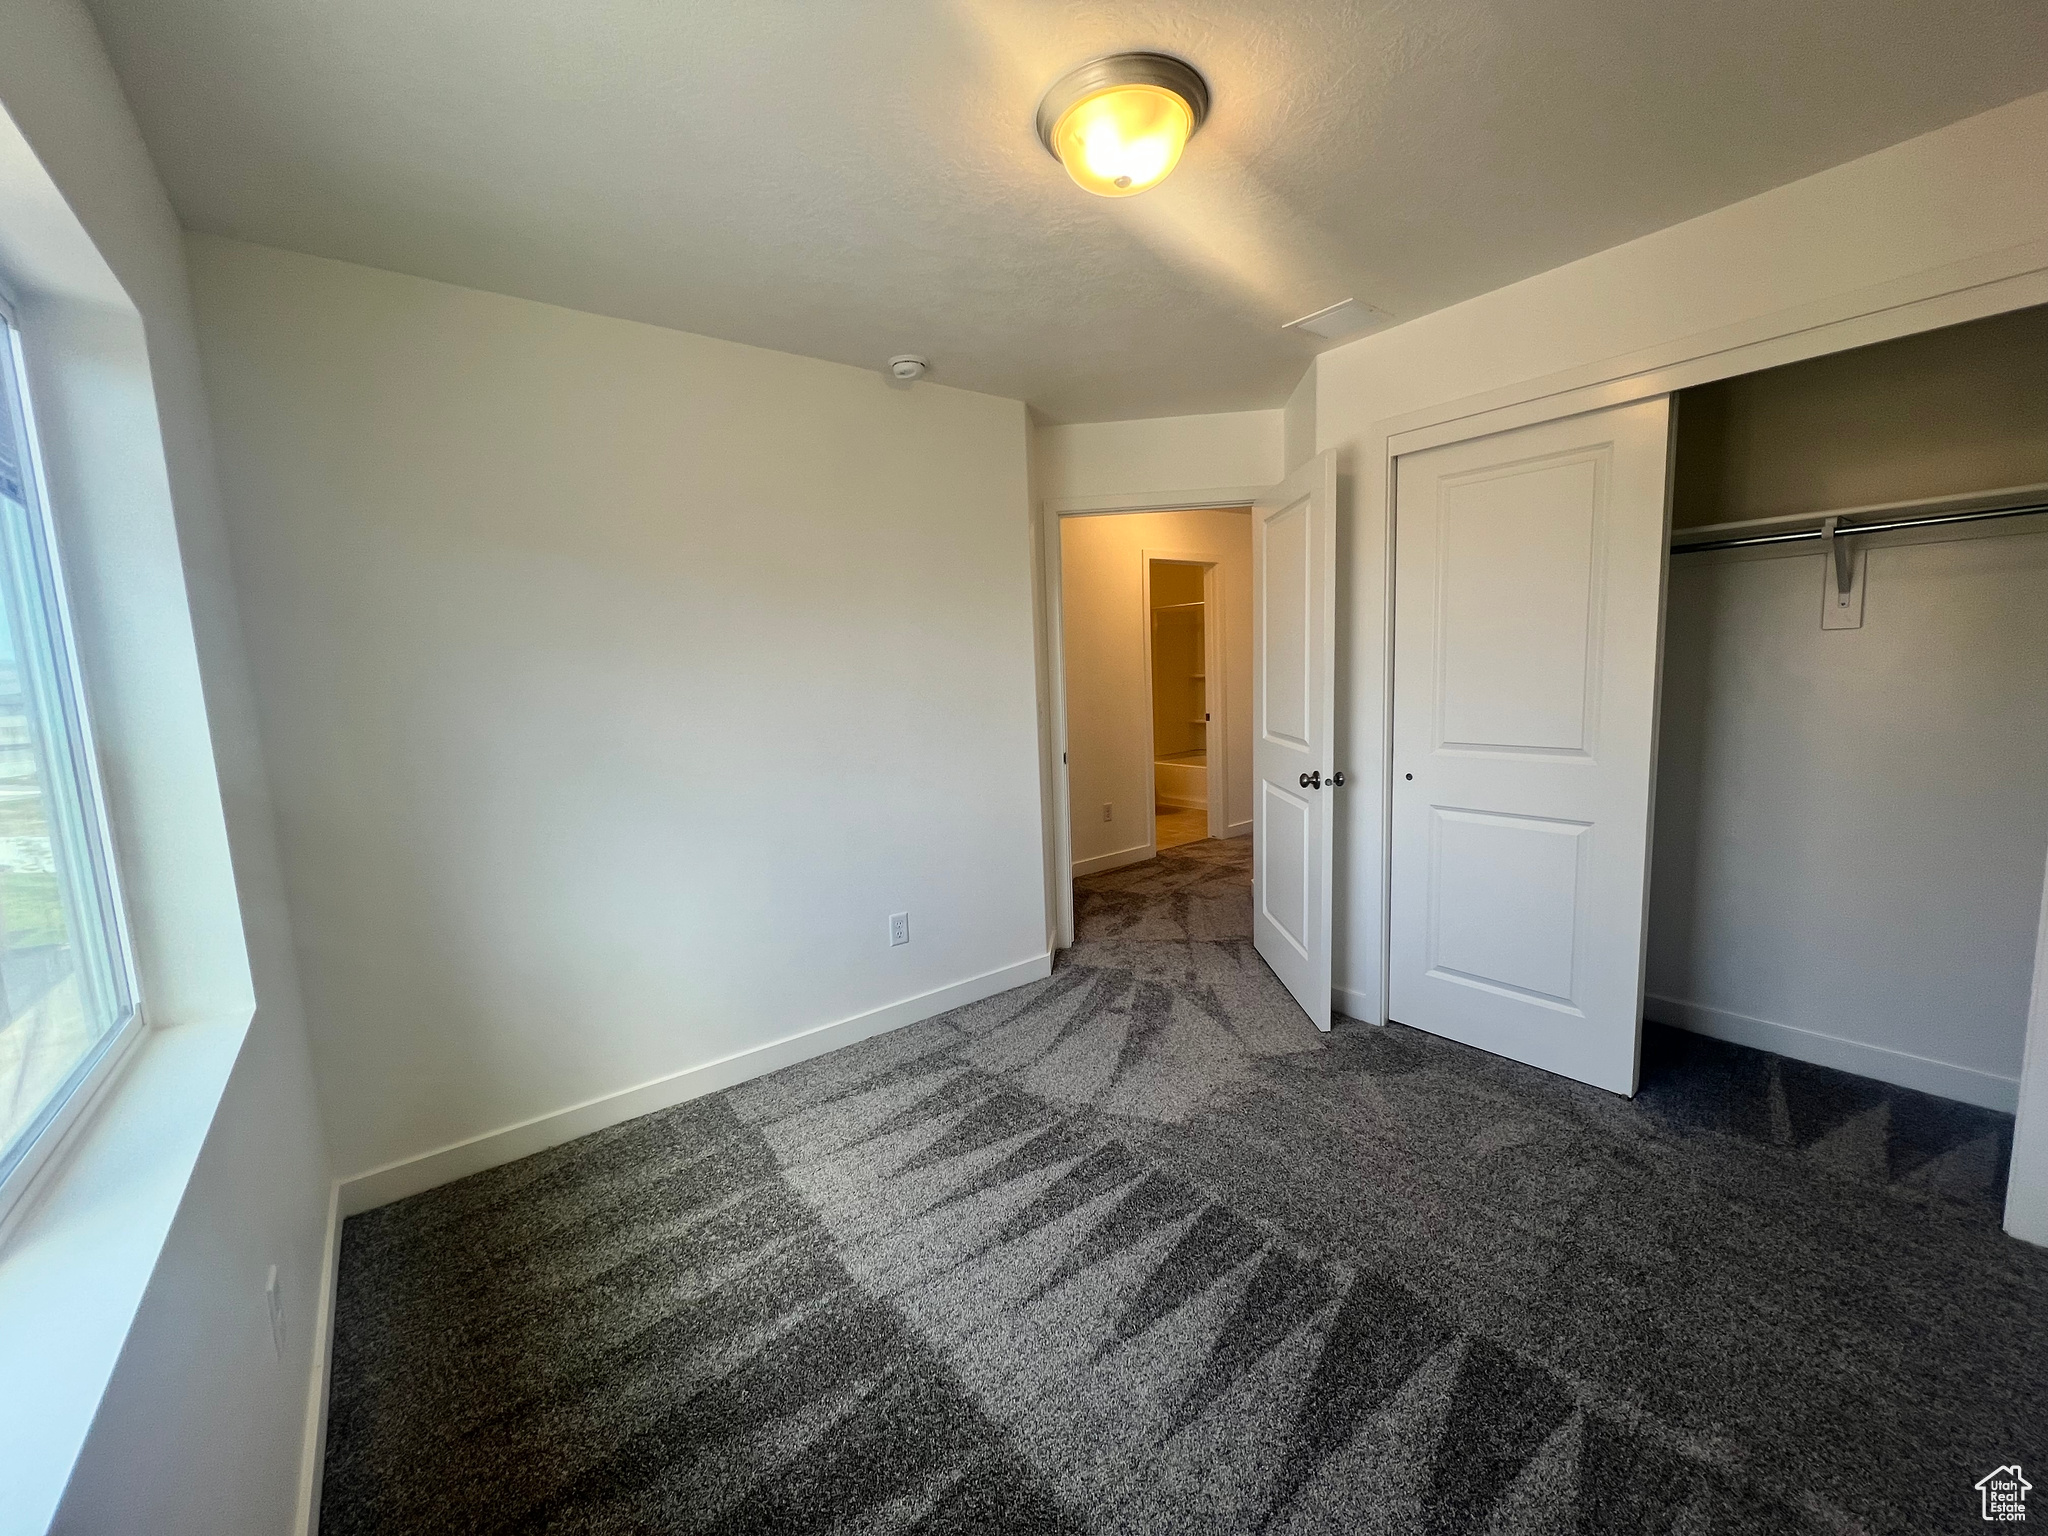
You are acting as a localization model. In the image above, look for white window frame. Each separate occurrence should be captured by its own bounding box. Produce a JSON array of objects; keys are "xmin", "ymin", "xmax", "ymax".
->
[{"xmin": 0, "ymin": 285, "xmax": 144, "ymax": 1238}]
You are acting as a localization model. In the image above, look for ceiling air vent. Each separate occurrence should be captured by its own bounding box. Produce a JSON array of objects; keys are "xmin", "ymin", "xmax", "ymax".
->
[{"xmin": 1282, "ymin": 298, "xmax": 1392, "ymax": 340}]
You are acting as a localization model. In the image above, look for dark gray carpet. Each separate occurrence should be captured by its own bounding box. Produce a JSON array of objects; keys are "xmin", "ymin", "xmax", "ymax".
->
[{"xmin": 323, "ymin": 836, "xmax": 2047, "ymax": 1535}]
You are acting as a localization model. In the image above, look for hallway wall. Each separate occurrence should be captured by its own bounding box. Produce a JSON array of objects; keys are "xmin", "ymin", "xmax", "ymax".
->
[{"xmin": 1060, "ymin": 510, "xmax": 1252, "ymax": 873}]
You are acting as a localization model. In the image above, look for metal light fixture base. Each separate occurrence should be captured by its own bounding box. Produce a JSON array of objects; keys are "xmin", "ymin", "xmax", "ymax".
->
[{"xmin": 1033, "ymin": 52, "xmax": 1210, "ymax": 160}]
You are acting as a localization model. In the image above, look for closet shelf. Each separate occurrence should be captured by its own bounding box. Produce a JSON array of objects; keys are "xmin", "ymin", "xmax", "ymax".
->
[{"xmin": 1672, "ymin": 480, "xmax": 2048, "ymax": 551}]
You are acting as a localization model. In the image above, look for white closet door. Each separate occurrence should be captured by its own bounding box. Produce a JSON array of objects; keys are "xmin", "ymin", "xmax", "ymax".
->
[
  {"xmin": 1389, "ymin": 398, "xmax": 1674, "ymax": 1094},
  {"xmin": 1253, "ymin": 451, "xmax": 1338, "ymax": 1031}
]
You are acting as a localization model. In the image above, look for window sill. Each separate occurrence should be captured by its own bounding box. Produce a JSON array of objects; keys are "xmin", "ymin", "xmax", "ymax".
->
[{"xmin": 0, "ymin": 1003, "xmax": 255, "ymax": 1536}]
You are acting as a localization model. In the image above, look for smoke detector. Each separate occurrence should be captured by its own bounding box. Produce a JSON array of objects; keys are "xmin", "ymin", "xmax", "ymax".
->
[{"xmin": 887, "ymin": 354, "xmax": 929, "ymax": 382}]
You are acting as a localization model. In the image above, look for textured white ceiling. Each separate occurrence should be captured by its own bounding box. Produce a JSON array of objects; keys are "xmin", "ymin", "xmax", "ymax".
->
[{"xmin": 80, "ymin": 0, "xmax": 2048, "ymax": 421}]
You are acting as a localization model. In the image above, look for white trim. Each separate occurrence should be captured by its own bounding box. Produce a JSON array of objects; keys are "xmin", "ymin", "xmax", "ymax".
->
[
  {"xmin": 1074, "ymin": 842, "xmax": 1153, "ymax": 878},
  {"xmin": 0, "ymin": 1004, "xmax": 146, "ymax": 1245},
  {"xmin": 1334, "ymin": 985, "xmax": 1376, "ymax": 1024},
  {"xmin": 1047, "ymin": 485, "xmax": 1264, "ymax": 517},
  {"xmin": 337, "ymin": 952, "xmax": 1054, "ymax": 1215},
  {"xmin": 2004, "ymin": 847, "xmax": 2048, "ymax": 1245},
  {"xmin": 1643, "ymin": 994, "xmax": 2019, "ymax": 1112},
  {"xmin": 1138, "ymin": 553, "xmax": 1161, "ymax": 860},
  {"xmin": 1225, "ymin": 818, "xmax": 1252, "ymax": 839},
  {"xmin": 1380, "ymin": 247, "xmax": 2048, "ymax": 461},
  {"xmin": 293, "ymin": 1181, "xmax": 342, "ymax": 1536},
  {"xmin": 1042, "ymin": 504, "xmax": 1075, "ymax": 948},
  {"xmin": 0, "ymin": 309, "xmax": 145, "ymax": 1233}
]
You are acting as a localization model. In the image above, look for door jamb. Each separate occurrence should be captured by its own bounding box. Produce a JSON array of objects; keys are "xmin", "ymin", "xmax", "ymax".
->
[{"xmin": 1042, "ymin": 487, "xmax": 1265, "ymax": 949}]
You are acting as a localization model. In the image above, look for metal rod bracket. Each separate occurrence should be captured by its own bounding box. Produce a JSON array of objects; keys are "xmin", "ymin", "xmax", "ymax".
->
[{"xmin": 1821, "ymin": 516, "xmax": 1853, "ymax": 603}]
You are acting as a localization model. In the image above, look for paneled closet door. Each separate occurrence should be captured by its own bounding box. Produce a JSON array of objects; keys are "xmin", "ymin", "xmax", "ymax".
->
[
  {"xmin": 1252, "ymin": 451, "xmax": 1338, "ymax": 1031},
  {"xmin": 1389, "ymin": 398, "xmax": 1674, "ymax": 1094}
]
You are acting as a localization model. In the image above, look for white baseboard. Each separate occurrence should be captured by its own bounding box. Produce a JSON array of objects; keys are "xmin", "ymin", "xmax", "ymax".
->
[
  {"xmin": 1225, "ymin": 820, "xmax": 1252, "ymax": 840},
  {"xmin": 1644, "ymin": 994, "xmax": 2019, "ymax": 1112},
  {"xmin": 338, "ymin": 952, "xmax": 1054, "ymax": 1215},
  {"xmin": 294, "ymin": 1179, "xmax": 342, "ymax": 1535},
  {"xmin": 1155, "ymin": 793, "xmax": 1204, "ymax": 810},
  {"xmin": 1073, "ymin": 842, "xmax": 1153, "ymax": 878},
  {"xmin": 1334, "ymin": 985, "xmax": 1381, "ymax": 1025}
]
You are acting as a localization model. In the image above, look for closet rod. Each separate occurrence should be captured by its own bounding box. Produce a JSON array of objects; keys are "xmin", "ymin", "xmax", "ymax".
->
[{"xmin": 1674, "ymin": 500, "xmax": 2048, "ymax": 554}]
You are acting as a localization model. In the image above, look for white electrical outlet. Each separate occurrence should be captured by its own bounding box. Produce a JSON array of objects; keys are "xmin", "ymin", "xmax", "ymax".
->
[
  {"xmin": 888, "ymin": 912, "xmax": 910, "ymax": 947},
  {"xmin": 1102, "ymin": 802, "xmax": 1112, "ymax": 822},
  {"xmin": 265, "ymin": 1265, "xmax": 286, "ymax": 1359}
]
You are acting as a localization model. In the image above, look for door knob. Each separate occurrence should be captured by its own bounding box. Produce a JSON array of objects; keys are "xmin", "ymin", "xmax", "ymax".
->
[
  {"xmin": 1299, "ymin": 770, "xmax": 1321, "ymax": 789},
  {"xmin": 1328, "ymin": 771, "xmax": 1346, "ymax": 788}
]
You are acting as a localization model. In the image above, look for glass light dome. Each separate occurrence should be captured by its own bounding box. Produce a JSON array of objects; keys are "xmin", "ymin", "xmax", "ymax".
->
[{"xmin": 1036, "ymin": 54, "xmax": 1209, "ymax": 199}]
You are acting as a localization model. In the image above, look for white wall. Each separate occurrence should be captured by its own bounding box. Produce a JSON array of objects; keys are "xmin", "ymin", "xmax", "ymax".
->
[
  {"xmin": 1315, "ymin": 89, "xmax": 2048, "ymax": 1023},
  {"xmin": 1650, "ymin": 525, "xmax": 2048, "ymax": 1108},
  {"xmin": 185, "ymin": 237, "xmax": 1050, "ymax": 1191},
  {"xmin": 0, "ymin": 1, "xmax": 332, "ymax": 1532},
  {"xmin": 1060, "ymin": 510, "xmax": 1253, "ymax": 870},
  {"xmin": 1036, "ymin": 409, "xmax": 1283, "ymax": 504},
  {"xmin": 1283, "ymin": 367, "xmax": 1316, "ymax": 476}
]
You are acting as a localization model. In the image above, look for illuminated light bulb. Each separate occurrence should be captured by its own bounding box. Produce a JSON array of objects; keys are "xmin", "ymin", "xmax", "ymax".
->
[
  {"xmin": 1056, "ymin": 84, "xmax": 1193, "ymax": 197},
  {"xmin": 1035, "ymin": 53, "xmax": 1209, "ymax": 199}
]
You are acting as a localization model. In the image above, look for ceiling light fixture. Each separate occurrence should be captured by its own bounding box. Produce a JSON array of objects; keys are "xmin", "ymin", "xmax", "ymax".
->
[{"xmin": 1035, "ymin": 52, "xmax": 1209, "ymax": 198}]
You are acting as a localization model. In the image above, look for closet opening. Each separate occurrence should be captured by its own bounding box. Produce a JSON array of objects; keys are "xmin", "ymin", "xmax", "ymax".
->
[
  {"xmin": 1383, "ymin": 301, "xmax": 2047, "ymax": 1217},
  {"xmin": 1645, "ymin": 301, "xmax": 2048, "ymax": 1195}
]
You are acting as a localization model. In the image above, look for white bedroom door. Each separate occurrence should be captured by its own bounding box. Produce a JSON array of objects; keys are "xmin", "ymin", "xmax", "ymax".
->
[
  {"xmin": 1252, "ymin": 451, "xmax": 1338, "ymax": 1031},
  {"xmin": 1388, "ymin": 397, "xmax": 1674, "ymax": 1094}
]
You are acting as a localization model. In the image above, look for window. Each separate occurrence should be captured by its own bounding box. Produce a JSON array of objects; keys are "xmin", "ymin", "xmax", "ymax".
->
[{"xmin": 0, "ymin": 304, "xmax": 136, "ymax": 1203}]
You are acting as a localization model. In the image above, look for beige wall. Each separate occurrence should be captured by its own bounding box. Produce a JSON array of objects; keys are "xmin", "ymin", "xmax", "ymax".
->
[
  {"xmin": 1061, "ymin": 510, "xmax": 1252, "ymax": 870},
  {"xmin": 1673, "ymin": 303, "xmax": 2048, "ymax": 528},
  {"xmin": 187, "ymin": 236, "xmax": 1049, "ymax": 1188}
]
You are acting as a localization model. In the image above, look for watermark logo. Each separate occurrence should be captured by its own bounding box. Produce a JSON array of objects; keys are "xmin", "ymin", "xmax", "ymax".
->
[{"xmin": 1977, "ymin": 1465, "xmax": 2031, "ymax": 1522}]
